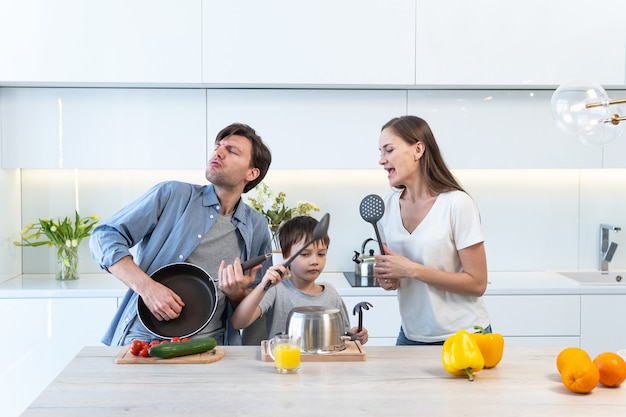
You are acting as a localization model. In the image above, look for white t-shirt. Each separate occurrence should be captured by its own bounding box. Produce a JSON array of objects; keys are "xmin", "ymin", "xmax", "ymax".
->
[{"xmin": 380, "ymin": 189, "xmax": 491, "ymax": 342}]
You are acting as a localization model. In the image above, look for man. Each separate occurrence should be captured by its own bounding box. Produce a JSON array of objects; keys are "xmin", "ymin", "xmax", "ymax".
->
[{"xmin": 90, "ymin": 123, "xmax": 273, "ymax": 346}]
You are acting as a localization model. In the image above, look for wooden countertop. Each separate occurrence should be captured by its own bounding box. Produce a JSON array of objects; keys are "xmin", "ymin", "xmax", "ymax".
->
[{"xmin": 21, "ymin": 345, "xmax": 626, "ymax": 416}]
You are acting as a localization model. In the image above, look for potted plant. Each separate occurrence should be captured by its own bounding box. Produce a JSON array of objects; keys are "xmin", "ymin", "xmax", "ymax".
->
[
  {"xmin": 14, "ymin": 211, "xmax": 99, "ymax": 280},
  {"xmin": 247, "ymin": 182, "xmax": 319, "ymax": 252}
]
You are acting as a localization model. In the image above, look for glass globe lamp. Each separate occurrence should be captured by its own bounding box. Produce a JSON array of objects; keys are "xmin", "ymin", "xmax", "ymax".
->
[
  {"xmin": 551, "ymin": 80, "xmax": 610, "ymax": 134},
  {"xmin": 551, "ymin": 80, "xmax": 625, "ymax": 146}
]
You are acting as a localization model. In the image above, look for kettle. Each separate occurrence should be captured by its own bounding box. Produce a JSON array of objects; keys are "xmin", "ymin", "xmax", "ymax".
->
[{"xmin": 352, "ymin": 238, "xmax": 378, "ymax": 277}]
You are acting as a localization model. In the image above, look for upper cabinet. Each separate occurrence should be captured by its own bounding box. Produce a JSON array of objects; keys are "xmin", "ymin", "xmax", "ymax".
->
[
  {"xmin": 1, "ymin": 0, "xmax": 624, "ymax": 88},
  {"xmin": 407, "ymin": 90, "xmax": 602, "ymax": 168},
  {"xmin": 206, "ymin": 89, "xmax": 407, "ymax": 169},
  {"xmin": 0, "ymin": 0, "xmax": 202, "ymax": 84},
  {"xmin": 1, "ymin": 88, "xmax": 207, "ymax": 169},
  {"xmin": 415, "ymin": 0, "xmax": 626, "ymax": 86},
  {"xmin": 201, "ymin": 0, "xmax": 416, "ymax": 85}
]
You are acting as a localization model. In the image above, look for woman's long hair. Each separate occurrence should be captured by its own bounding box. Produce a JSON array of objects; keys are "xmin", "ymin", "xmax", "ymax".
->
[{"xmin": 382, "ymin": 116, "xmax": 464, "ymax": 194}]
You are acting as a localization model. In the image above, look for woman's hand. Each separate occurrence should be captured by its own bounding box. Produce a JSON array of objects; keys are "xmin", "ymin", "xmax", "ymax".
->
[
  {"xmin": 374, "ymin": 245, "xmax": 412, "ymax": 290},
  {"xmin": 376, "ymin": 276, "xmax": 400, "ymax": 291}
]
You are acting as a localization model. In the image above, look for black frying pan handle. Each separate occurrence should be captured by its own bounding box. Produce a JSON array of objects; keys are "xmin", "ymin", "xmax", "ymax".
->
[{"xmin": 241, "ymin": 253, "xmax": 271, "ymax": 271}]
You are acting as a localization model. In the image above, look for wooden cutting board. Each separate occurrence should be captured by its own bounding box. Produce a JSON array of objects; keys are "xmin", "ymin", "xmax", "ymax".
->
[
  {"xmin": 115, "ymin": 346, "xmax": 224, "ymax": 364},
  {"xmin": 261, "ymin": 340, "xmax": 366, "ymax": 362}
]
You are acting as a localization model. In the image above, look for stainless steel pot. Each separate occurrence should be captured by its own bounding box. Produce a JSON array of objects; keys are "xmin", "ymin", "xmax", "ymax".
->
[
  {"xmin": 286, "ymin": 306, "xmax": 346, "ymax": 353},
  {"xmin": 352, "ymin": 238, "xmax": 377, "ymax": 277}
]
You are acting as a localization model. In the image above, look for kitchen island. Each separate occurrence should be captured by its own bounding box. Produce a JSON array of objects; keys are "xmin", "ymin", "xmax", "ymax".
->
[
  {"xmin": 21, "ymin": 345, "xmax": 626, "ymax": 417},
  {"xmin": 4, "ymin": 271, "xmax": 626, "ymax": 417}
]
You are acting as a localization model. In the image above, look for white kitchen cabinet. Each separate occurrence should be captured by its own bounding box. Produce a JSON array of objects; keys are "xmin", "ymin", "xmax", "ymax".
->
[
  {"xmin": 580, "ymin": 294, "xmax": 626, "ymax": 358},
  {"xmin": 0, "ymin": 297, "xmax": 117, "ymax": 417},
  {"xmin": 0, "ymin": 0, "xmax": 202, "ymax": 84},
  {"xmin": 201, "ymin": 0, "xmax": 416, "ymax": 85},
  {"xmin": 206, "ymin": 89, "xmax": 407, "ymax": 169},
  {"xmin": 341, "ymin": 295, "xmax": 401, "ymax": 346},
  {"xmin": 483, "ymin": 295, "xmax": 580, "ymax": 345},
  {"xmin": 598, "ymin": 91, "xmax": 626, "ymax": 168},
  {"xmin": 342, "ymin": 293, "xmax": 583, "ymax": 347},
  {"xmin": 1, "ymin": 88, "xmax": 207, "ymax": 169},
  {"xmin": 408, "ymin": 90, "xmax": 602, "ymax": 169},
  {"xmin": 415, "ymin": 0, "xmax": 626, "ymax": 86}
]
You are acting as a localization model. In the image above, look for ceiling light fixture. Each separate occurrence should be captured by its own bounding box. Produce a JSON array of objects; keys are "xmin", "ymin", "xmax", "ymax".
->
[{"xmin": 551, "ymin": 79, "xmax": 625, "ymax": 147}]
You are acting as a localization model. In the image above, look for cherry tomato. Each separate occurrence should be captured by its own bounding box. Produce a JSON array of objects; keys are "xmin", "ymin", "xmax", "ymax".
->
[
  {"xmin": 171, "ymin": 337, "xmax": 181, "ymax": 343},
  {"xmin": 140, "ymin": 348, "xmax": 150, "ymax": 358},
  {"xmin": 130, "ymin": 339, "xmax": 143, "ymax": 355},
  {"xmin": 149, "ymin": 340, "xmax": 161, "ymax": 347},
  {"xmin": 181, "ymin": 337, "xmax": 191, "ymax": 342}
]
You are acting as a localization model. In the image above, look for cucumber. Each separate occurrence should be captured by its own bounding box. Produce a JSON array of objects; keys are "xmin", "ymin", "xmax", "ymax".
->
[{"xmin": 149, "ymin": 337, "xmax": 217, "ymax": 359}]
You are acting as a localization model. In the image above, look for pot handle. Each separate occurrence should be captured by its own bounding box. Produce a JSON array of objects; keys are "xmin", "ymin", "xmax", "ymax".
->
[{"xmin": 361, "ymin": 238, "xmax": 376, "ymax": 254}]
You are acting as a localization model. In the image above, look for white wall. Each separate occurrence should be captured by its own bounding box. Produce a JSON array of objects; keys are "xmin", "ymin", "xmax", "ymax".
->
[
  {"xmin": 18, "ymin": 168, "xmax": 626, "ymax": 275},
  {"xmin": 0, "ymin": 168, "xmax": 21, "ymax": 282}
]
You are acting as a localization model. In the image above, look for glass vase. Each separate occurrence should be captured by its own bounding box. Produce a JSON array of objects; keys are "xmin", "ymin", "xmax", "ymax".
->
[
  {"xmin": 270, "ymin": 224, "xmax": 281, "ymax": 252},
  {"xmin": 57, "ymin": 245, "xmax": 80, "ymax": 280}
]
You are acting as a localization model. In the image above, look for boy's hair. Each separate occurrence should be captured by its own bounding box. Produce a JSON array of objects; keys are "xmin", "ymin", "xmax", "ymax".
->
[{"xmin": 278, "ymin": 216, "xmax": 330, "ymax": 257}]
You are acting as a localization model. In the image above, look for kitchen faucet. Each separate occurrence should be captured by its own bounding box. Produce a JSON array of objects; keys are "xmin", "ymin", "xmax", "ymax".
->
[{"xmin": 600, "ymin": 224, "xmax": 621, "ymax": 272}]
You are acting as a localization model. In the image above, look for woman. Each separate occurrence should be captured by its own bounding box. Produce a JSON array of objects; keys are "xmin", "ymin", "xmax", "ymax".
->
[{"xmin": 374, "ymin": 115, "xmax": 491, "ymax": 345}]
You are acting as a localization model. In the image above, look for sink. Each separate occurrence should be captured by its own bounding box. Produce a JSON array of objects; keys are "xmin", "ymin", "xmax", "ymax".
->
[{"xmin": 555, "ymin": 270, "xmax": 626, "ymax": 285}]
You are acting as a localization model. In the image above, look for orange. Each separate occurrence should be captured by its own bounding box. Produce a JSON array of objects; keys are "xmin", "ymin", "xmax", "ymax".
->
[
  {"xmin": 556, "ymin": 347, "xmax": 591, "ymax": 373},
  {"xmin": 560, "ymin": 360, "xmax": 600, "ymax": 394},
  {"xmin": 593, "ymin": 352, "xmax": 626, "ymax": 388}
]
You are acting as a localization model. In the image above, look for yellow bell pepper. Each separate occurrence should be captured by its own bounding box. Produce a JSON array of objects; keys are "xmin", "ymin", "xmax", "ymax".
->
[
  {"xmin": 442, "ymin": 329, "xmax": 485, "ymax": 381},
  {"xmin": 470, "ymin": 325, "xmax": 504, "ymax": 368}
]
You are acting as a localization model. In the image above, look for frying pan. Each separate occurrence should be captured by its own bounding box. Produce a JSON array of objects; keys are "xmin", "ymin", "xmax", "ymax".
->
[{"xmin": 137, "ymin": 262, "xmax": 218, "ymax": 339}]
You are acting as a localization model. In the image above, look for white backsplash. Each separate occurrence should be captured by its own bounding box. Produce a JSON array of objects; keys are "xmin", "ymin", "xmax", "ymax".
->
[
  {"xmin": 12, "ymin": 168, "xmax": 626, "ymax": 275},
  {"xmin": 0, "ymin": 168, "xmax": 21, "ymax": 282}
]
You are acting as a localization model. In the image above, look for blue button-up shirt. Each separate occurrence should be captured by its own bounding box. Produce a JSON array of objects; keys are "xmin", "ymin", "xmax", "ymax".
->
[{"xmin": 90, "ymin": 180, "xmax": 272, "ymax": 346}]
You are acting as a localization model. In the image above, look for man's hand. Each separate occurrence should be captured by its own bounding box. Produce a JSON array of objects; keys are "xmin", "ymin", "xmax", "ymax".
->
[
  {"xmin": 141, "ymin": 280, "xmax": 185, "ymax": 321},
  {"xmin": 108, "ymin": 255, "xmax": 184, "ymax": 321},
  {"xmin": 218, "ymin": 258, "xmax": 262, "ymax": 304}
]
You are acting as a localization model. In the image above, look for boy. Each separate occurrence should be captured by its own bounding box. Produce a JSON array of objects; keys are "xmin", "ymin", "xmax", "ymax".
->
[{"xmin": 230, "ymin": 216, "xmax": 368, "ymax": 344}]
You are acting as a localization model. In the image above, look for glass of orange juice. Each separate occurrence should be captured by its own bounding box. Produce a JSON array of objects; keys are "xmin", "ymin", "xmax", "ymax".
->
[{"xmin": 268, "ymin": 334, "xmax": 301, "ymax": 374}]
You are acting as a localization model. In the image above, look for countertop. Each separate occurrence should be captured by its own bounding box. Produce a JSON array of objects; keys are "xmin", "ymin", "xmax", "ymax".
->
[
  {"xmin": 21, "ymin": 345, "xmax": 626, "ymax": 417},
  {"xmin": 2, "ymin": 271, "xmax": 626, "ymax": 299}
]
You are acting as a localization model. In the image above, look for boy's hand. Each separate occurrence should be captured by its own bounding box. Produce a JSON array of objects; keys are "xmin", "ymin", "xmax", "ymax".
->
[
  {"xmin": 261, "ymin": 264, "xmax": 288, "ymax": 289},
  {"xmin": 350, "ymin": 326, "xmax": 369, "ymax": 345}
]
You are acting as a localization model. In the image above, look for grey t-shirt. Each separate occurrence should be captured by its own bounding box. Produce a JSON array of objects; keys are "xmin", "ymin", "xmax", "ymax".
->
[
  {"xmin": 185, "ymin": 213, "xmax": 239, "ymax": 343},
  {"xmin": 259, "ymin": 278, "xmax": 351, "ymax": 338}
]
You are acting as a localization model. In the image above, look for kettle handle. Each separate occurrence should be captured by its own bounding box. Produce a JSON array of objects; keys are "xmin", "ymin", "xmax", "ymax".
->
[{"xmin": 361, "ymin": 238, "xmax": 377, "ymax": 254}]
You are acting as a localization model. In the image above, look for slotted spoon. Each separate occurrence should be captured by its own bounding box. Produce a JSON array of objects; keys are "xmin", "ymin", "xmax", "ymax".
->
[{"xmin": 359, "ymin": 194, "xmax": 385, "ymax": 254}]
